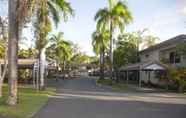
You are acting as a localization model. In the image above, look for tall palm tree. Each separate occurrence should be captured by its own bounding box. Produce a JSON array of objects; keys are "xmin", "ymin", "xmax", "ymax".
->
[
  {"xmin": 0, "ymin": 17, "xmax": 8, "ymax": 97},
  {"xmin": 95, "ymin": 0, "xmax": 133, "ymax": 79},
  {"xmin": 92, "ymin": 30, "xmax": 109, "ymax": 79},
  {"xmin": 7, "ymin": 0, "xmax": 38, "ymax": 105},
  {"xmin": 7, "ymin": 0, "xmax": 19, "ymax": 106},
  {"xmin": 49, "ymin": 32, "xmax": 72, "ymax": 71},
  {"xmin": 34, "ymin": 0, "xmax": 74, "ymax": 90}
]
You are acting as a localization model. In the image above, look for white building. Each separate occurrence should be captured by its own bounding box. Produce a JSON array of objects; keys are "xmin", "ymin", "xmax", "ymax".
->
[{"xmin": 120, "ymin": 34, "xmax": 186, "ymax": 86}]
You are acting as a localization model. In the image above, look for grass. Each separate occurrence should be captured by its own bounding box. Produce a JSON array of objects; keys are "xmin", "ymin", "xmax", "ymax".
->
[
  {"xmin": 97, "ymin": 78, "xmax": 128, "ymax": 90},
  {"xmin": 0, "ymin": 84, "xmax": 55, "ymax": 118}
]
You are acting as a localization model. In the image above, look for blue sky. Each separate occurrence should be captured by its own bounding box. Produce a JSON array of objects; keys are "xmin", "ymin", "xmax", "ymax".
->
[
  {"xmin": 56, "ymin": 0, "xmax": 186, "ymax": 56},
  {"xmin": 0, "ymin": 0, "xmax": 186, "ymax": 56}
]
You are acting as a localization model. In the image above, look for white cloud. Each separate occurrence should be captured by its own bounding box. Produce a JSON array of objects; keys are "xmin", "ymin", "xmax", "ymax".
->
[{"xmin": 182, "ymin": 7, "xmax": 186, "ymax": 15}]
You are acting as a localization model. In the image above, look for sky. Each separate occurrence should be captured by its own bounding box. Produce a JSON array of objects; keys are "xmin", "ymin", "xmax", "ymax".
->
[
  {"xmin": 55, "ymin": 0, "xmax": 186, "ymax": 56},
  {"xmin": 0, "ymin": 0, "xmax": 186, "ymax": 56}
]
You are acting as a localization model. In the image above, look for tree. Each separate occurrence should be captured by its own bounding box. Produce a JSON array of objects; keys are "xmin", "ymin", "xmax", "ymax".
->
[
  {"xmin": 114, "ymin": 34, "xmax": 138, "ymax": 69},
  {"xmin": 166, "ymin": 66, "xmax": 186, "ymax": 93},
  {"xmin": 70, "ymin": 53, "xmax": 90, "ymax": 67},
  {"xmin": 7, "ymin": 0, "xmax": 39, "ymax": 105},
  {"xmin": 92, "ymin": 30, "xmax": 109, "ymax": 79},
  {"xmin": 8, "ymin": 0, "xmax": 19, "ymax": 106},
  {"xmin": 142, "ymin": 35, "xmax": 159, "ymax": 50},
  {"xmin": 18, "ymin": 48, "xmax": 37, "ymax": 58},
  {"xmin": 34, "ymin": 0, "xmax": 74, "ymax": 90},
  {"xmin": 176, "ymin": 43, "xmax": 186, "ymax": 57},
  {"xmin": 0, "ymin": 17, "xmax": 8, "ymax": 97},
  {"xmin": 48, "ymin": 32, "xmax": 72, "ymax": 71},
  {"xmin": 95, "ymin": 0, "xmax": 133, "ymax": 79},
  {"xmin": 119, "ymin": 30, "xmax": 159, "ymax": 62}
]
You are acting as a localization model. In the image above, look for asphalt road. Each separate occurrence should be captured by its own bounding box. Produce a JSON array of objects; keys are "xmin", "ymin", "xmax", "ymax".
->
[{"xmin": 33, "ymin": 77, "xmax": 186, "ymax": 118}]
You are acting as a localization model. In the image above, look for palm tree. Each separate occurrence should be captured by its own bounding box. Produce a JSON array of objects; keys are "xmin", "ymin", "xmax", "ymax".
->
[
  {"xmin": 0, "ymin": 17, "xmax": 8, "ymax": 97},
  {"xmin": 92, "ymin": 30, "xmax": 109, "ymax": 79},
  {"xmin": 34, "ymin": 0, "xmax": 74, "ymax": 90},
  {"xmin": 7, "ymin": 0, "xmax": 19, "ymax": 106},
  {"xmin": 7, "ymin": 0, "xmax": 38, "ymax": 105},
  {"xmin": 49, "ymin": 32, "xmax": 72, "ymax": 71},
  {"xmin": 95, "ymin": 0, "xmax": 133, "ymax": 79}
]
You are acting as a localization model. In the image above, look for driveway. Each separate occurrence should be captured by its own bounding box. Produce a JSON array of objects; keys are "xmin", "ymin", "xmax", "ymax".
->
[{"xmin": 33, "ymin": 77, "xmax": 186, "ymax": 118}]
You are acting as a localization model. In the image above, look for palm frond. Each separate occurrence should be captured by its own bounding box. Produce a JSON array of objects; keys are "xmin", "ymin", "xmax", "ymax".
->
[{"xmin": 47, "ymin": 1, "xmax": 60, "ymax": 27}]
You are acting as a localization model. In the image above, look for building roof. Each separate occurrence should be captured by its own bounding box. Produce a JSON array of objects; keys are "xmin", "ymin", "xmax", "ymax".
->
[
  {"xmin": 120, "ymin": 62, "xmax": 144, "ymax": 71},
  {"xmin": 0, "ymin": 59, "xmax": 38, "ymax": 69},
  {"xmin": 0, "ymin": 59, "xmax": 37, "ymax": 65},
  {"xmin": 140, "ymin": 34, "xmax": 186, "ymax": 54},
  {"xmin": 120, "ymin": 61, "xmax": 166, "ymax": 71},
  {"xmin": 142, "ymin": 62, "xmax": 166, "ymax": 71}
]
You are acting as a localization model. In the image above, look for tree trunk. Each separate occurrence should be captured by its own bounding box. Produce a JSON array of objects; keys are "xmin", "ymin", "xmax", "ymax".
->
[
  {"xmin": 0, "ymin": 50, "xmax": 8, "ymax": 98},
  {"xmin": 39, "ymin": 49, "xmax": 45, "ymax": 90},
  {"xmin": 100, "ymin": 48, "xmax": 104, "ymax": 80},
  {"xmin": 102, "ymin": 48, "xmax": 105, "ymax": 79},
  {"xmin": 63, "ymin": 60, "xmax": 66, "ymax": 71},
  {"xmin": 109, "ymin": 20, "xmax": 113, "ymax": 80},
  {"xmin": 0, "ymin": 79, "xmax": 3, "ymax": 97},
  {"xmin": 7, "ymin": 0, "xmax": 18, "ymax": 105}
]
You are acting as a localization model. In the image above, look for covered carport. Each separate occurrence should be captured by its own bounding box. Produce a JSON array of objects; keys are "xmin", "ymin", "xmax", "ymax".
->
[
  {"xmin": 119, "ymin": 61, "xmax": 167, "ymax": 87},
  {"xmin": 0, "ymin": 59, "xmax": 38, "ymax": 83}
]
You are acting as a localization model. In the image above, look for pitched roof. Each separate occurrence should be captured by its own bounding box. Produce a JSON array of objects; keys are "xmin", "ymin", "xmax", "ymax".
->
[
  {"xmin": 120, "ymin": 61, "xmax": 167, "ymax": 71},
  {"xmin": 0, "ymin": 59, "xmax": 37, "ymax": 65},
  {"xmin": 140, "ymin": 34, "xmax": 186, "ymax": 54}
]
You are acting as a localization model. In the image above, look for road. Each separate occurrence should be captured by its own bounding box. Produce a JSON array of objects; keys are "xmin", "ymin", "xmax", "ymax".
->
[{"xmin": 33, "ymin": 77, "xmax": 186, "ymax": 118}]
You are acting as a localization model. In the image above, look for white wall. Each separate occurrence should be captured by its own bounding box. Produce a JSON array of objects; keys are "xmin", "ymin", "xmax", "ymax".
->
[{"xmin": 140, "ymin": 50, "xmax": 159, "ymax": 63}]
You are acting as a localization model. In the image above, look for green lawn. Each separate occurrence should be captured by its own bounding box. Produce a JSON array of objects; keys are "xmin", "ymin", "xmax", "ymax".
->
[
  {"xmin": 0, "ymin": 85, "xmax": 55, "ymax": 118},
  {"xmin": 97, "ymin": 79, "xmax": 128, "ymax": 90}
]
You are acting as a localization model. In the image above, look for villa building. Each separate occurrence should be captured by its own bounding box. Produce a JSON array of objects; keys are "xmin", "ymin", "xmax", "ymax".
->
[{"xmin": 120, "ymin": 34, "xmax": 186, "ymax": 86}]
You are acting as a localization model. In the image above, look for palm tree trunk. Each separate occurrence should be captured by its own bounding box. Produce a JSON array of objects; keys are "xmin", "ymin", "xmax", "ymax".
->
[
  {"xmin": 7, "ymin": 0, "xmax": 19, "ymax": 105},
  {"xmin": 63, "ymin": 57, "xmax": 66, "ymax": 71},
  {"xmin": 0, "ymin": 77, "xmax": 3, "ymax": 98},
  {"xmin": 100, "ymin": 48, "xmax": 104, "ymax": 80},
  {"xmin": 0, "ymin": 47, "xmax": 8, "ymax": 97},
  {"xmin": 39, "ymin": 49, "xmax": 45, "ymax": 90},
  {"xmin": 109, "ymin": 20, "xmax": 113, "ymax": 80}
]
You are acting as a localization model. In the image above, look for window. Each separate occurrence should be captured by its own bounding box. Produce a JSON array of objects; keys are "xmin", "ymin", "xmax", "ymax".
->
[
  {"xmin": 169, "ymin": 52, "xmax": 181, "ymax": 64},
  {"xmin": 169, "ymin": 52, "xmax": 175, "ymax": 63}
]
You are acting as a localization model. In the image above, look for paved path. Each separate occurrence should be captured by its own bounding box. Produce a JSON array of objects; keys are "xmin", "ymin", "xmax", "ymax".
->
[{"xmin": 34, "ymin": 77, "xmax": 186, "ymax": 118}]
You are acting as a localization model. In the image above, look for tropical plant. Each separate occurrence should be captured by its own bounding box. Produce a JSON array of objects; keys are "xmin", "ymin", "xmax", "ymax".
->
[
  {"xmin": 70, "ymin": 53, "xmax": 90, "ymax": 66},
  {"xmin": 95, "ymin": 0, "xmax": 133, "ymax": 79},
  {"xmin": 0, "ymin": 17, "xmax": 8, "ymax": 97},
  {"xmin": 18, "ymin": 48, "xmax": 37, "ymax": 58},
  {"xmin": 33, "ymin": 0, "xmax": 74, "ymax": 90},
  {"xmin": 166, "ymin": 66, "xmax": 186, "ymax": 93},
  {"xmin": 7, "ymin": 0, "xmax": 37, "ymax": 105},
  {"xmin": 92, "ymin": 30, "xmax": 109, "ymax": 79},
  {"xmin": 118, "ymin": 30, "xmax": 159, "ymax": 62},
  {"xmin": 142, "ymin": 35, "xmax": 159, "ymax": 49},
  {"xmin": 176, "ymin": 43, "xmax": 186, "ymax": 57},
  {"xmin": 114, "ymin": 34, "xmax": 138, "ymax": 69},
  {"xmin": 48, "ymin": 32, "xmax": 72, "ymax": 71}
]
